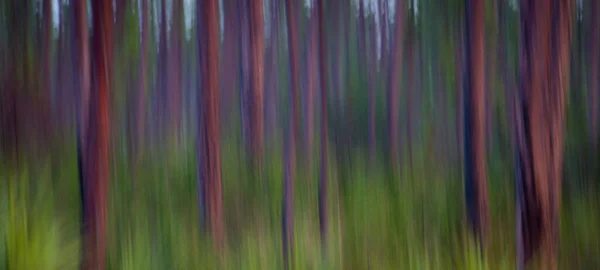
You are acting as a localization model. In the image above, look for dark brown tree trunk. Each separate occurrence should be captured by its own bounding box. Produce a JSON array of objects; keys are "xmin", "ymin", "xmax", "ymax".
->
[
  {"xmin": 389, "ymin": 0, "xmax": 405, "ymax": 168},
  {"xmin": 73, "ymin": 2, "xmax": 91, "ymax": 267},
  {"xmin": 590, "ymin": 0, "xmax": 599, "ymax": 144},
  {"xmin": 75, "ymin": 0, "xmax": 91, "ymax": 145},
  {"xmin": 84, "ymin": 0, "xmax": 112, "ymax": 268},
  {"xmin": 249, "ymin": 0, "xmax": 265, "ymax": 166},
  {"xmin": 199, "ymin": 0, "xmax": 224, "ymax": 250},
  {"xmin": 43, "ymin": 0, "xmax": 52, "ymax": 98},
  {"xmin": 464, "ymin": 0, "xmax": 490, "ymax": 247},
  {"xmin": 317, "ymin": 0, "xmax": 329, "ymax": 249}
]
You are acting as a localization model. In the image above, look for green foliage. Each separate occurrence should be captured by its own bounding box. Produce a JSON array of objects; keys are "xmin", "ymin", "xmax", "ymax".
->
[
  {"xmin": 4, "ymin": 162, "xmax": 80, "ymax": 270},
  {"xmin": 2, "ymin": 137, "xmax": 600, "ymax": 269}
]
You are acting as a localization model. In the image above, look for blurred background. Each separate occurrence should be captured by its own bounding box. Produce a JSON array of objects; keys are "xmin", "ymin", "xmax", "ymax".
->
[{"xmin": 0, "ymin": 0, "xmax": 598, "ymax": 269}]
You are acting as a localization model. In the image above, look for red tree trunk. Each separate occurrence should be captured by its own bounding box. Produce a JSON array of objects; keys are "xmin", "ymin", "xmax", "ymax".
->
[
  {"xmin": 464, "ymin": 0, "xmax": 490, "ymax": 246},
  {"xmin": 85, "ymin": 0, "xmax": 112, "ymax": 268},
  {"xmin": 199, "ymin": 0, "xmax": 224, "ymax": 250},
  {"xmin": 517, "ymin": 0, "xmax": 572, "ymax": 268}
]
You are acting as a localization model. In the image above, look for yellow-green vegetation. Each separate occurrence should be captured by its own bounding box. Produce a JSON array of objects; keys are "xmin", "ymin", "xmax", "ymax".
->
[{"xmin": 1, "ymin": 139, "xmax": 599, "ymax": 270}]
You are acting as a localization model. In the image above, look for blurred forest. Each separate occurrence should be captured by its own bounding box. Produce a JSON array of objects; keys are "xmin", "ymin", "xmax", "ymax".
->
[{"xmin": 0, "ymin": 0, "xmax": 599, "ymax": 269}]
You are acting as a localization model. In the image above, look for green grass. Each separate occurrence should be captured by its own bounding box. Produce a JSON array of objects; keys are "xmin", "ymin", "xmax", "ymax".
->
[{"xmin": 1, "ymin": 137, "xmax": 599, "ymax": 270}]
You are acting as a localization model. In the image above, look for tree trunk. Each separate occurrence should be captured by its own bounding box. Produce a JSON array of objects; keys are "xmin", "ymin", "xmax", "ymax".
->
[
  {"xmin": 317, "ymin": 0, "xmax": 329, "ymax": 249},
  {"xmin": 249, "ymin": 0, "xmax": 265, "ymax": 166},
  {"xmin": 517, "ymin": 0, "xmax": 572, "ymax": 268},
  {"xmin": 590, "ymin": 0, "xmax": 599, "ymax": 145},
  {"xmin": 238, "ymin": 0, "xmax": 251, "ymax": 155},
  {"xmin": 283, "ymin": 0, "xmax": 300, "ymax": 266},
  {"xmin": 83, "ymin": 0, "xmax": 112, "ymax": 269},
  {"xmin": 170, "ymin": 0, "xmax": 184, "ymax": 141},
  {"xmin": 43, "ymin": 0, "xmax": 52, "ymax": 99},
  {"xmin": 73, "ymin": 1, "xmax": 91, "ymax": 266},
  {"xmin": 305, "ymin": 5, "xmax": 318, "ymax": 168},
  {"xmin": 389, "ymin": 0, "xmax": 405, "ymax": 168},
  {"xmin": 137, "ymin": 0, "xmax": 149, "ymax": 161},
  {"xmin": 158, "ymin": 0, "xmax": 168, "ymax": 142},
  {"xmin": 199, "ymin": 0, "xmax": 224, "ymax": 250},
  {"xmin": 464, "ymin": 0, "xmax": 490, "ymax": 247}
]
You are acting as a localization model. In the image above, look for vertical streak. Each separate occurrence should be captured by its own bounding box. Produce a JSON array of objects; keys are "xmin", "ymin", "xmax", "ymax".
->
[{"xmin": 317, "ymin": 0, "xmax": 329, "ymax": 250}]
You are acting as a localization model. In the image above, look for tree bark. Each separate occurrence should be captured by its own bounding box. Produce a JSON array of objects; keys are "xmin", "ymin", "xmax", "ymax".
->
[
  {"xmin": 305, "ymin": 5, "xmax": 318, "ymax": 167},
  {"xmin": 590, "ymin": 0, "xmax": 599, "ymax": 144},
  {"xmin": 43, "ymin": 0, "xmax": 52, "ymax": 99},
  {"xmin": 389, "ymin": 0, "xmax": 405, "ymax": 168},
  {"xmin": 137, "ymin": 0, "xmax": 149, "ymax": 161},
  {"xmin": 464, "ymin": 0, "xmax": 490, "ymax": 247},
  {"xmin": 283, "ymin": 0, "xmax": 300, "ymax": 266},
  {"xmin": 317, "ymin": 0, "xmax": 329, "ymax": 249},
  {"xmin": 199, "ymin": 0, "xmax": 224, "ymax": 250},
  {"xmin": 84, "ymin": 0, "xmax": 113, "ymax": 268},
  {"xmin": 170, "ymin": 0, "xmax": 184, "ymax": 140},
  {"xmin": 517, "ymin": 0, "xmax": 572, "ymax": 268},
  {"xmin": 159, "ymin": 0, "xmax": 168, "ymax": 142},
  {"xmin": 249, "ymin": 0, "xmax": 265, "ymax": 165}
]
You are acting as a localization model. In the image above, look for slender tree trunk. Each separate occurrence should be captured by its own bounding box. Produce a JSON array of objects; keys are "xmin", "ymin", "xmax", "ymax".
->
[
  {"xmin": 388, "ymin": 0, "xmax": 405, "ymax": 168},
  {"xmin": 170, "ymin": 0, "xmax": 184, "ymax": 141},
  {"xmin": 590, "ymin": 0, "xmax": 599, "ymax": 145},
  {"xmin": 305, "ymin": 5, "xmax": 318, "ymax": 168},
  {"xmin": 138, "ymin": 0, "xmax": 149, "ymax": 161},
  {"xmin": 222, "ymin": 0, "xmax": 238, "ymax": 131},
  {"xmin": 265, "ymin": 0, "xmax": 280, "ymax": 144},
  {"xmin": 199, "ymin": 0, "xmax": 224, "ymax": 250},
  {"xmin": 43, "ymin": 0, "xmax": 52, "ymax": 99},
  {"xmin": 464, "ymin": 0, "xmax": 490, "ymax": 246},
  {"xmin": 158, "ymin": 0, "xmax": 168, "ymax": 142},
  {"xmin": 406, "ymin": 15, "xmax": 416, "ymax": 174},
  {"xmin": 73, "ymin": 2, "xmax": 91, "ymax": 267},
  {"xmin": 249, "ymin": 0, "xmax": 265, "ymax": 166},
  {"xmin": 283, "ymin": 0, "xmax": 300, "ymax": 266},
  {"xmin": 238, "ymin": 0, "xmax": 251, "ymax": 155},
  {"xmin": 317, "ymin": 0, "xmax": 329, "ymax": 249},
  {"xmin": 367, "ymin": 14, "xmax": 377, "ymax": 165}
]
